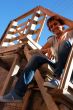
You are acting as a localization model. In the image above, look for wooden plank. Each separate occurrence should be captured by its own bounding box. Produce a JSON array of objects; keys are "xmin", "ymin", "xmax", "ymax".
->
[
  {"xmin": 8, "ymin": 26, "xmax": 28, "ymax": 35},
  {"xmin": 39, "ymin": 6, "xmax": 73, "ymax": 24},
  {"xmin": 59, "ymin": 46, "xmax": 73, "ymax": 89},
  {"xmin": 3, "ymin": 34, "xmax": 27, "ymax": 43},
  {"xmin": 0, "ymin": 21, "xmax": 15, "ymax": 45},
  {"xmin": 24, "ymin": 46, "xmax": 59, "ymax": 110},
  {"xmin": 0, "ymin": 21, "xmax": 14, "ymax": 43},
  {"xmin": 0, "ymin": 54, "xmax": 19, "ymax": 95},
  {"xmin": 0, "ymin": 66, "xmax": 9, "ymax": 95},
  {"xmin": 14, "ymin": 6, "xmax": 39, "ymax": 21},
  {"xmin": 35, "ymin": 70, "xmax": 59, "ymax": 110},
  {"xmin": 0, "ymin": 43, "xmax": 24, "ymax": 54},
  {"xmin": 25, "ymin": 12, "xmax": 38, "ymax": 36},
  {"xmin": 27, "ymin": 29, "xmax": 40, "ymax": 35},
  {"xmin": 35, "ymin": 14, "xmax": 47, "ymax": 42},
  {"xmin": 17, "ymin": 20, "xmax": 30, "ymax": 28},
  {"xmin": 22, "ymin": 90, "xmax": 32, "ymax": 110},
  {"xmin": 47, "ymin": 88, "xmax": 73, "ymax": 110}
]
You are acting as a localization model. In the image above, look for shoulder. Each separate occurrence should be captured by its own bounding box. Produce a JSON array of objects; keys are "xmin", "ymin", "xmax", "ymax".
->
[{"xmin": 47, "ymin": 35, "xmax": 55, "ymax": 42}]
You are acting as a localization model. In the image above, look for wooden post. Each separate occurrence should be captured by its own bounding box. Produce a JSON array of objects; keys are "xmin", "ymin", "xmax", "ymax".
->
[
  {"xmin": 24, "ymin": 46, "xmax": 59, "ymax": 110},
  {"xmin": 0, "ymin": 54, "xmax": 19, "ymax": 96}
]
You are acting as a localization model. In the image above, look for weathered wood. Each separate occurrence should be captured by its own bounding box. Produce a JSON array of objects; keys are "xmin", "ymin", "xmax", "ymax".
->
[
  {"xmin": 34, "ymin": 15, "xmax": 47, "ymax": 42},
  {"xmin": 0, "ymin": 21, "xmax": 14, "ymax": 44},
  {"xmin": 0, "ymin": 54, "xmax": 19, "ymax": 95},
  {"xmin": 38, "ymin": 6, "xmax": 73, "ymax": 24},
  {"xmin": 24, "ymin": 46, "xmax": 59, "ymax": 110},
  {"xmin": 47, "ymin": 88, "xmax": 73, "ymax": 110},
  {"xmin": 59, "ymin": 46, "xmax": 73, "ymax": 89},
  {"xmin": 0, "ymin": 67, "xmax": 8, "ymax": 95},
  {"xmin": 22, "ymin": 90, "xmax": 32, "ymax": 110},
  {"xmin": 0, "ymin": 43, "xmax": 24, "ymax": 54},
  {"xmin": 14, "ymin": 6, "xmax": 39, "ymax": 21},
  {"xmin": 35, "ymin": 70, "xmax": 59, "ymax": 110}
]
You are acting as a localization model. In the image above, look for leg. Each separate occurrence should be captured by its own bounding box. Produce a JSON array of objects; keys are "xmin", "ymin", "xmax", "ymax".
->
[
  {"xmin": 44, "ymin": 41, "xmax": 72, "ymax": 88},
  {"xmin": 54, "ymin": 41, "xmax": 72, "ymax": 78},
  {"xmin": 23, "ymin": 54, "xmax": 56, "ymax": 84},
  {"xmin": 15, "ymin": 54, "xmax": 56, "ymax": 96},
  {"xmin": 0, "ymin": 54, "xmax": 55, "ymax": 102}
]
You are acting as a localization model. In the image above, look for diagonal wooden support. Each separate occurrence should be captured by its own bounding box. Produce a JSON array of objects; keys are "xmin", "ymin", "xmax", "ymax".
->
[
  {"xmin": 22, "ymin": 90, "xmax": 32, "ymax": 110},
  {"xmin": 0, "ymin": 54, "xmax": 19, "ymax": 96},
  {"xmin": 24, "ymin": 46, "xmax": 59, "ymax": 110},
  {"xmin": 35, "ymin": 70, "xmax": 59, "ymax": 110},
  {"xmin": 59, "ymin": 45, "xmax": 73, "ymax": 89}
]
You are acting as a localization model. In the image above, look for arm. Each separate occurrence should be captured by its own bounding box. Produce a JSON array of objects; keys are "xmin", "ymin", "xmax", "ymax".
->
[
  {"xmin": 29, "ymin": 36, "xmax": 54, "ymax": 59},
  {"xmin": 57, "ymin": 15, "xmax": 73, "ymax": 28},
  {"xmin": 41, "ymin": 37, "xmax": 55, "ymax": 59},
  {"xmin": 39, "ymin": 6, "xmax": 73, "ymax": 27},
  {"xmin": 41, "ymin": 37, "xmax": 53, "ymax": 50}
]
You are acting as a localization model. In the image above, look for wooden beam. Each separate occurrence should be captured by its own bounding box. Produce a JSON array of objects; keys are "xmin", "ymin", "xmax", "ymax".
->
[
  {"xmin": 34, "ymin": 14, "xmax": 47, "ymax": 42},
  {"xmin": 24, "ymin": 46, "xmax": 59, "ymax": 110},
  {"xmin": 14, "ymin": 6, "xmax": 39, "ymax": 21},
  {"xmin": 0, "ymin": 21, "xmax": 14, "ymax": 45},
  {"xmin": 0, "ymin": 54, "xmax": 19, "ymax": 95},
  {"xmin": 0, "ymin": 43, "xmax": 24, "ymax": 54},
  {"xmin": 17, "ymin": 20, "xmax": 30, "ymax": 28},
  {"xmin": 22, "ymin": 90, "xmax": 32, "ymax": 110},
  {"xmin": 38, "ymin": 6, "xmax": 73, "ymax": 26},
  {"xmin": 59, "ymin": 46, "xmax": 73, "ymax": 89},
  {"xmin": 35, "ymin": 70, "xmax": 59, "ymax": 110}
]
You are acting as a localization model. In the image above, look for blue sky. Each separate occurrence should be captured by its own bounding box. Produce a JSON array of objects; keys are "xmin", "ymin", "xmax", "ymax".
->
[{"xmin": 0, "ymin": 0, "xmax": 73, "ymax": 46}]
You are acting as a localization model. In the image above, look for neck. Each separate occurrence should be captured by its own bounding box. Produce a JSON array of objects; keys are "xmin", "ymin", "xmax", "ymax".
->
[
  {"xmin": 56, "ymin": 33, "xmax": 63, "ymax": 41},
  {"xmin": 56, "ymin": 30, "xmax": 64, "ymax": 39}
]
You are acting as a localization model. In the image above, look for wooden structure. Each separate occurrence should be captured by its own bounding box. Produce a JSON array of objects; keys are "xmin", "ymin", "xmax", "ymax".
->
[{"xmin": 0, "ymin": 6, "xmax": 73, "ymax": 110}]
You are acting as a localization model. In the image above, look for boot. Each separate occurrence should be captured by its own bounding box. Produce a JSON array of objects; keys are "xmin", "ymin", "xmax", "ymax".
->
[{"xmin": 0, "ymin": 73, "xmax": 28, "ymax": 102}]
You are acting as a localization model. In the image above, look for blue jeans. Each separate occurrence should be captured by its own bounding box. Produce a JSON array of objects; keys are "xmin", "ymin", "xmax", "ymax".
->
[
  {"xmin": 14, "ymin": 41, "xmax": 72, "ymax": 97},
  {"xmin": 15, "ymin": 54, "xmax": 56, "ymax": 96},
  {"xmin": 23, "ymin": 54, "xmax": 56, "ymax": 84},
  {"xmin": 54, "ymin": 41, "xmax": 72, "ymax": 78},
  {"xmin": 23, "ymin": 41, "xmax": 71, "ymax": 84}
]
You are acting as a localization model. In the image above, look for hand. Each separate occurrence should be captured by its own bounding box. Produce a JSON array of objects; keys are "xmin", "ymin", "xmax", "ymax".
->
[
  {"xmin": 40, "ymin": 49, "xmax": 48, "ymax": 54},
  {"xmin": 47, "ymin": 48, "xmax": 55, "ymax": 60}
]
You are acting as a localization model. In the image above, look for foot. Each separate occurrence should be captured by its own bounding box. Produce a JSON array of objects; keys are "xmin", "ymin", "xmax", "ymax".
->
[
  {"xmin": 43, "ymin": 78, "xmax": 60, "ymax": 88},
  {"xmin": 0, "ymin": 90, "xmax": 22, "ymax": 103}
]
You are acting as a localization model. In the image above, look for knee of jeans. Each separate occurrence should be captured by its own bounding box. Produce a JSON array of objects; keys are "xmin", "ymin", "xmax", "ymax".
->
[
  {"xmin": 59, "ymin": 42, "xmax": 70, "ymax": 54},
  {"xmin": 31, "ymin": 55, "xmax": 40, "ymax": 62}
]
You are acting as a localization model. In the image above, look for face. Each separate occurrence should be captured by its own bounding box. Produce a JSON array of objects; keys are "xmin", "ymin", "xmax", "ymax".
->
[{"xmin": 48, "ymin": 20, "xmax": 64, "ymax": 35}]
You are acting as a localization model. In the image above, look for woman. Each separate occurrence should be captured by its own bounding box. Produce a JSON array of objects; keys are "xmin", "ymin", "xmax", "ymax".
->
[{"xmin": 0, "ymin": 15, "xmax": 72, "ymax": 102}]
